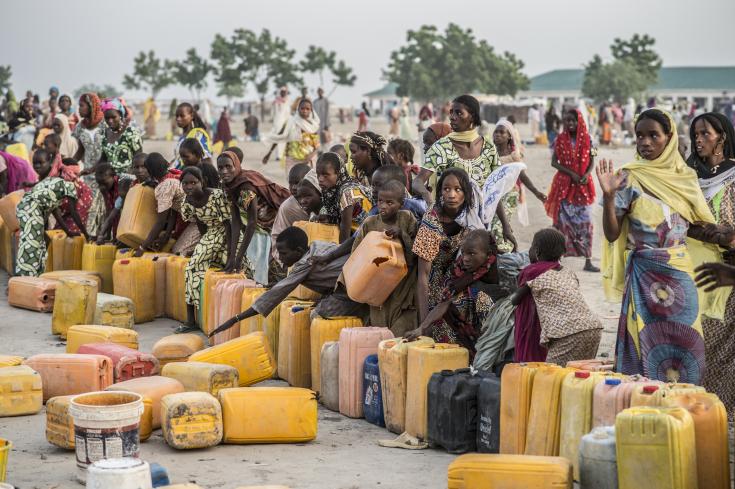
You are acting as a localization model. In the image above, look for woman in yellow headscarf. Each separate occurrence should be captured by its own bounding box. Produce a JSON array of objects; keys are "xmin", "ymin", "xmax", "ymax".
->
[{"xmin": 596, "ymin": 108, "xmax": 732, "ymax": 384}]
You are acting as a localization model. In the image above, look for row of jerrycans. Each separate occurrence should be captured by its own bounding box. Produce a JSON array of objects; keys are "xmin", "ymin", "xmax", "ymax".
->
[{"xmin": 497, "ymin": 361, "xmax": 730, "ymax": 489}]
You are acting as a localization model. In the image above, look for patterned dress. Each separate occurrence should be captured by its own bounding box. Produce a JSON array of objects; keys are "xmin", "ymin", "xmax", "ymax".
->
[
  {"xmin": 100, "ymin": 125, "xmax": 143, "ymax": 174},
  {"xmin": 700, "ymin": 176, "xmax": 735, "ymax": 419},
  {"xmin": 180, "ymin": 189, "xmax": 232, "ymax": 307},
  {"xmin": 173, "ymin": 127, "xmax": 212, "ymax": 169},
  {"xmin": 15, "ymin": 177, "xmax": 77, "ymax": 276},
  {"xmin": 412, "ymin": 207, "xmax": 471, "ymax": 341},
  {"xmin": 73, "ymin": 122, "xmax": 106, "ymax": 228},
  {"xmin": 422, "ymin": 136, "xmax": 499, "ymax": 187},
  {"xmin": 613, "ymin": 171, "xmax": 705, "ymax": 384}
]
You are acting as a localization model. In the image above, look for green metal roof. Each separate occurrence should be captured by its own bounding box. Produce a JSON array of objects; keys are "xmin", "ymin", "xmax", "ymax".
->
[
  {"xmin": 529, "ymin": 67, "xmax": 735, "ymax": 92},
  {"xmin": 363, "ymin": 82, "xmax": 399, "ymax": 98}
]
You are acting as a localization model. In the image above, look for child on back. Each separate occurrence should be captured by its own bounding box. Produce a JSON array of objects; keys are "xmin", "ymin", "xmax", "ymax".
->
[
  {"xmin": 347, "ymin": 179, "xmax": 419, "ymax": 336},
  {"xmin": 511, "ymin": 228, "xmax": 603, "ymax": 365}
]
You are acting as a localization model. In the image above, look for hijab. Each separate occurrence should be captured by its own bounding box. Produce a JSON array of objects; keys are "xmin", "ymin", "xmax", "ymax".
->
[
  {"xmin": 302, "ymin": 169, "xmax": 321, "ymax": 194},
  {"xmin": 47, "ymin": 152, "xmax": 80, "ymax": 182},
  {"xmin": 0, "ymin": 150, "xmax": 38, "ymax": 192},
  {"xmin": 495, "ymin": 118, "xmax": 524, "ymax": 161},
  {"xmin": 262, "ymin": 108, "xmax": 320, "ymax": 145},
  {"xmin": 221, "ymin": 150, "xmax": 290, "ymax": 211},
  {"xmin": 79, "ymin": 93, "xmax": 103, "ymax": 128},
  {"xmin": 214, "ymin": 110, "xmax": 232, "ymax": 144},
  {"xmin": 54, "ymin": 114, "xmax": 79, "ymax": 159}
]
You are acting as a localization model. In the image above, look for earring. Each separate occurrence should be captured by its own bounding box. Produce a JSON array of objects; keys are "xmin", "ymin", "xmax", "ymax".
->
[{"xmin": 715, "ymin": 140, "xmax": 724, "ymax": 156}]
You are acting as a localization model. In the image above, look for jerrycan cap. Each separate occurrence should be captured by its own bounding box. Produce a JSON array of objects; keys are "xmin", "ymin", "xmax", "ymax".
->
[
  {"xmin": 605, "ymin": 378, "xmax": 622, "ymax": 385},
  {"xmin": 120, "ymin": 259, "xmax": 130, "ymax": 265},
  {"xmin": 292, "ymin": 306, "xmax": 305, "ymax": 313},
  {"xmin": 642, "ymin": 385, "xmax": 660, "ymax": 394},
  {"xmin": 575, "ymin": 371, "xmax": 590, "ymax": 378}
]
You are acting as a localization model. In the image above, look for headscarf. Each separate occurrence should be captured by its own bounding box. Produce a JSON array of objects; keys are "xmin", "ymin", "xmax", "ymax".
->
[
  {"xmin": 686, "ymin": 112, "xmax": 735, "ymax": 180},
  {"xmin": 214, "ymin": 110, "xmax": 232, "ymax": 144},
  {"xmin": 100, "ymin": 97, "xmax": 132, "ymax": 125},
  {"xmin": 262, "ymin": 108, "xmax": 320, "ymax": 145},
  {"xmin": 0, "ymin": 150, "xmax": 38, "ymax": 192},
  {"xmin": 79, "ymin": 93, "xmax": 103, "ymax": 128},
  {"xmin": 495, "ymin": 118, "xmax": 524, "ymax": 160},
  {"xmin": 53, "ymin": 114, "xmax": 79, "ymax": 159},
  {"xmin": 47, "ymin": 152, "xmax": 80, "ymax": 182},
  {"xmin": 350, "ymin": 132, "xmax": 388, "ymax": 183},
  {"xmin": 319, "ymin": 164, "xmax": 351, "ymax": 222},
  {"xmin": 428, "ymin": 122, "xmax": 451, "ymax": 139},
  {"xmin": 601, "ymin": 109, "xmax": 725, "ymax": 313},
  {"xmin": 302, "ymin": 169, "xmax": 321, "ymax": 194},
  {"xmin": 544, "ymin": 109, "xmax": 595, "ymax": 226}
]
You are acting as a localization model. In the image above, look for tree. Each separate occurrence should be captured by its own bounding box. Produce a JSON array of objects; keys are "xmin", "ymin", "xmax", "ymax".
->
[
  {"xmin": 73, "ymin": 83, "xmax": 120, "ymax": 99},
  {"xmin": 171, "ymin": 48, "xmax": 213, "ymax": 101},
  {"xmin": 384, "ymin": 24, "xmax": 529, "ymax": 102},
  {"xmin": 582, "ymin": 34, "xmax": 662, "ymax": 103},
  {"xmin": 122, "ymin": 50, "xmax": 175, "ymax": 98},
  {"xmin": 0, "ymin": 66, "xmax": 11, "ymax": 94},
  {"xmin": 329, "ymin": 59, "xmax": 357, "ymax": 95},
  {"xmin": 300, "ymin": 46, "xmax": 336, "ymax": 87},
  {"xmin": 210, "ymin": 33, "xmax": 245, "ymax": 105}
]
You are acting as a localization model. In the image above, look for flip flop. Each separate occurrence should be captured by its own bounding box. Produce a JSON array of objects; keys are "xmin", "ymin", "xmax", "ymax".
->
[
  {"xmin": 174, "ymin": 324, "xmax": 200, "ymax": 334},
  {"xmin": 377, "ymin": 431, "xmax": 428, "ymax": 450}
]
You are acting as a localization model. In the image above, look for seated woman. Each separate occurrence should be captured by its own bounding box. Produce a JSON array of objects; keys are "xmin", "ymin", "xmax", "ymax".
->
[
  {"xmin": 316, "ymin": 152, "xmax": 372, "ymax": 242},
  {"xmin": 15, "ymin": 149, "xmax": 89, "ymax": 276},
  {"xmin": 511, "ymin": 228, "xmax": 603, "ymax": 365},
  {"xmin": 406, "ymin": 229, "xmax": 498, "ymax": 361},
  {"xmin": 178, "ymin": 166, "xmax": 233, "ymax": 333}
]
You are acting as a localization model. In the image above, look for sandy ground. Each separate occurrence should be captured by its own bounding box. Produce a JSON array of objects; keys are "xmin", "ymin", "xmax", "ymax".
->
[{"xmin": 0, "ymin": 117, "xmax": 636, "ymax": 488}]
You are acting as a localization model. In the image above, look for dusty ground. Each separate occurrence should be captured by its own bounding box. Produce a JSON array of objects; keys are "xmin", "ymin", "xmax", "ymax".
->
[{"xmin": 0, "ymin": 116, "xmax": 635, "ymax": 488}]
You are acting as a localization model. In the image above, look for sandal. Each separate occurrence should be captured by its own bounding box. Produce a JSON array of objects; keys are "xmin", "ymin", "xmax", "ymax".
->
[
  {"xmin": 378, "ymin": 431, "xmax": 428, "ymax": 450},
  {"xmin": 174, "ymin": 324, "xmax": 200, "ymax": 334}
]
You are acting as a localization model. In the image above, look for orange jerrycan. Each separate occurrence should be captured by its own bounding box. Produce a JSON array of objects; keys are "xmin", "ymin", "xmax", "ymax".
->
[
  {"xmin": 615, "ymin": 407, "xmax": 697, "ymax": 489},
  {"xmin": 277, "ymin": 302, "xmax": 314, "ymax": 386},
  {"xmin": 310, "ymin": 316, "xmax": 362, "ymax": 394},
  {"xmin": 664, "ymin": 392, "xmax": 730, "ymax": 489},
  {"xmin": 65, "ymin": 324, "xmax": 139, "ymax": 353},
  {"xmin": 566, "ymin": 358, "xmax": 615, "ymax": 371},
  {"xmin": 62, "ymin": 235, "xmax": 85, "ymax": 270},
  {"xmin": 152, "ymin": 334, "xmax": 205, "ymax": 367},
  {"xmin": 339, "ymin": 327, "xmax": 395, "ymax": 418},
  {"xmin": 7, "ymin": 276, "xmax": 58, "ymax": 312},
  {"xmin": 106, "ymin": 375, "xmax": 185, "ymax": 429},
  {"xmin": 24, "ymin": 353, "xmax": 113, "ymax": 402},
  {"xmin": 0, "ymin": 190, "xmax": 24, "ymax": 232},
  {"xmin": 447, "ymin": 453, "xmax": 573, "ymax": 489},
  {"xmin": 342, "ymin": 231, "xmax": 408, "ymax": 306},
  {"xmin": 525, "ymin": 366, "xmax": 575, "ymax": 456},
  {"xmin": 239, "ymin": 287, "xmax": 268, "ymax": 336},
  {"xmin": 165, "ymin": 255, "xmax": 189, "ymax": 322},
  {"xmin": 499, "ymin": 362, "xmax": 557, "ymax": 454},
  {"xmin": 113, "ymin": 258, "xmax": 156, "ymax": 323},
  {"xmin": 116, "ymin": 184, "xmax": 157, "ymax": 248},
  {"xmin": 630, "ymin": 382, "xmax": 701, "ymax": 407},
  {"xmin": 592, "ymin": 377, "xmax": 650, "ymax": 428},
  {"xmin": 212, "ymin": 279, "xmax": 253, "ymax": 345},
  {"xmin": 377, "ymin": 337, "xmax": 435, "ymax": 434},
  {"xmin": 201, "ymin": 269, "xmax": 247, "ymax": 336},
  {"xmin": 81, "ymin": 243, "xmax": 117, "ymax": 293},
  {"xmin": 140, "ymin": 252, "xmax": 172, "ymax": 317},
  {"xmin": 405, "ymin": 343, "xmax": 468, "ymax": 440}
]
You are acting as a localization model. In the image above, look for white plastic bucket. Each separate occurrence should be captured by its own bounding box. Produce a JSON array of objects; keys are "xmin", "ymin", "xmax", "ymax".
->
[
  {"xmin": 87, "ymin": 458, "xmax": 152, "ymax": 489},
  {"xmin": 69, "ymin": 391, "xmax": 144, "ymax": 483}
]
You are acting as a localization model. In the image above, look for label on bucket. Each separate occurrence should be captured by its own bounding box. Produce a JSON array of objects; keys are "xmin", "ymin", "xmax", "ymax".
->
[{"xmin": 74, "ymin": 424, "xmax": 140, "ymax": 469}]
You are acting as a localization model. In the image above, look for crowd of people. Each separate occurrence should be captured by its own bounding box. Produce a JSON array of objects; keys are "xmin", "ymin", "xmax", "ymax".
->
[{"xmin": 1, "ymin": 87, "xmax": 735, "ymax": 420}]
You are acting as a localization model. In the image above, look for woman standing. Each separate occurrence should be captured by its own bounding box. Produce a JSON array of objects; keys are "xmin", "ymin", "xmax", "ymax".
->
[
  {"xmin": 178, "ymin": 166, "xmax": 233, "ymax": 333},
  {"xmin": 412, "ymin": 168, "xmax": 480, "ymax": 330},
  {"xmin": 143, "ymin": 97, "xmax": 160, "ymax": 139},
  {"xmin": 173, "ymin": 102, "xmax": 213, "ymax": 169},
  {"xmin": 72, "ymin": 93, "xmax": 106, "ymax": 176},
  {"xmin": 8, "ymin": 98, "xmax": 37, "ymax": 154},
  {"xmin": 262, "ymin": 98, "xmax": 320, "ymax": 174},
  {"xmin": 687, "ymin": 112, "xmax": 735, "ymax": 416},
  {"xmin": 214, "ymin": 108, "xmax": 233, "ymax": 149},
  {"xmin": 51, "ymin": 114, "xmax": 78, "ymax": 159},
  {"xmin": 492, "ymin": 119, "xmax": 547, "ymax": 251},
  {"xmin": 100, "ymin": 97, "xmax": 143, "ymax": 175},
  {"xmin": 597, "ymin": 108, "xmax": 730, "ymax": 384},
  {"xmin": 545, "ymin": 109, "xmax": 599, "ymax": 272},
  {"xmin": 414, "ymin": 95, "xmax": 515, "ymax": 247},
  {"xmin": 58, "ymin": 94, "xmax": 80, "ymax": 131}
]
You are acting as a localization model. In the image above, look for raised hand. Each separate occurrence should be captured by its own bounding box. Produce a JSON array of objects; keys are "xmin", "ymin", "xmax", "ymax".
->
[{"xmin": 596, "ymin": 159, "xmax": 623, "ymax": 197}]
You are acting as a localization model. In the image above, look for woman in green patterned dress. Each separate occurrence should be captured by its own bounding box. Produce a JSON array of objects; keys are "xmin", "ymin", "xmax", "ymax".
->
[
  {"xmin": 100, "ymin": 97, "xmax": 143, "ymax": 175},
  {"xmin": 15, "ymin": 149, "xmax": 89, "ymax": 276},
  {"xmin": 178, "ymin": 166, "xmax": 233, "ymax": 333}
]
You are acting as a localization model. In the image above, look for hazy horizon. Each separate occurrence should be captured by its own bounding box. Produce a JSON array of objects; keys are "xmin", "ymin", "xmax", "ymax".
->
[{"xmin": 3, "ymin": 0, "xmax": 733, "ymax": 107}]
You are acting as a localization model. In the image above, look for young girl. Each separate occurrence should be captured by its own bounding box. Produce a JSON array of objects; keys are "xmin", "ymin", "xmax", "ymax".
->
[
  {"xmin": 387, "ymin": 138, "xmax": 418, "ymax": 194},
  {"xmin": 51, "ymin": 114, "xmax": 78, "ymax": 159},
  {"xmin": 178, "ymin": 137, "xmax": 220, "ymax": 189},
  {"xmin": 407, "ymin": 229, "xmax": 498, "ymax": 360},
  {"xmin": 349, "ymin": 131, "xmax": 389, "ymax": 186},
  {"xmin": 263, "ymin": 98, "xmax": 320, "ymax": 174},
  {"xmin": 296, "ymin": 170, "xmax": 323, "ymax": 219},
  {"xmin": 44, "ymin": 133, "xmax": 93, "ymax": 235},
  {"xmin": 351, "ymin": 179, "xmax": 418, "ymax": 336},
  {"xmin": 316, "ymin": 152, "xmax": 372, "ymax": 242},
  {"xmin": 178, "ymin": 166, "xmax": 233, "ymax": 333},
  {"xmin": 512, "ymin": 228, "xmax": 603, "ymax": 365},
  {"xmin": 91, "ymin": 163, "xmax": 133, "ymax": 243},
  {"xmin": 173, "ymin": 103, "xmax": 212, "ymax": 170},
  {"xmin": 15, "ymin": 149, "xmax": 89, "ymax": 276},
  {"xmin": 135, "ymin": 153, "xmax": 186, "ymax": 256}
]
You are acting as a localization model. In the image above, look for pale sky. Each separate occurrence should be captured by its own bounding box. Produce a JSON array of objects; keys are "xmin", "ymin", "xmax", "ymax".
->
[{"xmin": 3, "ymin": 0, "xmax": 734, "ymax": 106}]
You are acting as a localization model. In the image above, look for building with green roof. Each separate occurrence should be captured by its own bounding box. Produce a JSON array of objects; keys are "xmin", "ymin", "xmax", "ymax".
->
[{"xmin": 520, "ymin": 66, "xmax": 735, "ymax": 110}]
